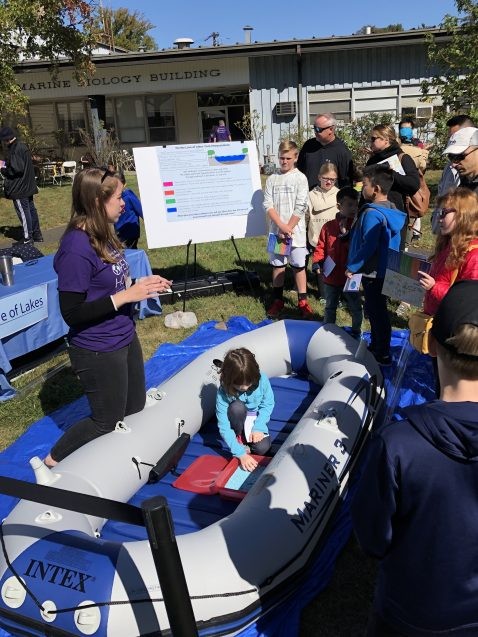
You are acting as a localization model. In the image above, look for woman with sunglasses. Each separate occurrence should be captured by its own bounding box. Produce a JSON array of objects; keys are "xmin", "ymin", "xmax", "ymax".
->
[
  {"xmin": 216, "ymin": 348, "xmax": 274, "ymax": 472},
  {"xmin": 44, "ymin": 168, "xmax": 171, "ymax": 467},
  {"xmin": 418, "ymin": 187, "xmax": 478, "ymax": 316},
  {"xmin": 366, "ymin": 124, "xmax": 420, "ymax": 224}
]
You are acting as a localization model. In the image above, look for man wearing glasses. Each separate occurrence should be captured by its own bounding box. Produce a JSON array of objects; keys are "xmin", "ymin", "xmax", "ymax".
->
[
  {"xmin": 297, "ymin": 112, "xmax": 354, "ymax": 190},
  {"xmin": 443, "ymin": 127, "xmax": 478, "ymax": 194}
]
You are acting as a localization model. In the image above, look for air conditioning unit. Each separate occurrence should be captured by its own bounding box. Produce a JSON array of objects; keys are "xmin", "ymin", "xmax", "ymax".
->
[
  {"xmin": 276, "ymin": 101, "xmax": 297, "ymax": 116},
  {"xmin": 416, "ymin": 106, "xmax": 433, "ymax": 120}
]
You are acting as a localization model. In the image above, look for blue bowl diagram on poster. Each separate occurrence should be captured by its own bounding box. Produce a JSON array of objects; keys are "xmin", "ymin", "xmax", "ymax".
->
[{"xmin": 208, "ymin": 147, "xmax": 249, "ymax": 165}]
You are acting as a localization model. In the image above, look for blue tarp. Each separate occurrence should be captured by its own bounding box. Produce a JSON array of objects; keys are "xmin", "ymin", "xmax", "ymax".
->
[{"xmin": 0, "ymin": 318, "xmax": 435, "ymax": 636}]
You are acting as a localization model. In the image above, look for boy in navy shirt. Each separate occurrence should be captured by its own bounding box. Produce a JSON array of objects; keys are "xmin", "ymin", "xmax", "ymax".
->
[{"xmin": 353, "ymin": 281, "xmax": 478, "ymax": 636}]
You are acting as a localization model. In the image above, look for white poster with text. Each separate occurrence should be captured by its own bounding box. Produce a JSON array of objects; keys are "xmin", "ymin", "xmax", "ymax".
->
[{"xmin": 134, "ymin": 141, "xmax": 265, "ymax": 248}]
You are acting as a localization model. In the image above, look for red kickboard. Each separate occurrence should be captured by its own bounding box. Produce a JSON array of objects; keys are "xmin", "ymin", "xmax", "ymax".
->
[
  {"xmin": 172, "ymin": 454, "xmax": 271, "ymax": 500},
  {"xmin": 173, "ymin": 455, "xmax": 272, "ymax": 500},
  {"xmin": 172, "ymin": 455, "xmax": 229, "ymax": 495}
]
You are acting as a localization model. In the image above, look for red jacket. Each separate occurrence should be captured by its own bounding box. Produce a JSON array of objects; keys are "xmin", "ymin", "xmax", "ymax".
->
[
  {"xmin": 312, "ymin": 215, "xmax": 354, "ymax": 286},
  {"xmin": 423, "ymin": 239, "xmax": 478, "ymax": 316}
]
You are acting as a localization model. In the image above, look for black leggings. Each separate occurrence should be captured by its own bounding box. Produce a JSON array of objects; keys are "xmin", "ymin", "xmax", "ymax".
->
[
  {"xmin": 227, "ymin": 400, "xmax": 271, "ymax": 455},
  {"xmin": 50, "ymin": 333, "xmax": 146, "ymax": 462}
]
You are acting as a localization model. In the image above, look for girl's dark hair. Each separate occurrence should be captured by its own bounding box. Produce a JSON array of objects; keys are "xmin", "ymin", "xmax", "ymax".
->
[
  {"xmin": 65, "ymin": 167, "xmax": 123, "ymax": 263},
  {"xmin": 220, "ymin": 348, "xmax": 260, "ymax": 397}
]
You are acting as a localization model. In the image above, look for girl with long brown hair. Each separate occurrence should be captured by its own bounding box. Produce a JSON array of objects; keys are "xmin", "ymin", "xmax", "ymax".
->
[{"xmin": 419, "ymin": 187, "xmax": 478, "ymax": 316}]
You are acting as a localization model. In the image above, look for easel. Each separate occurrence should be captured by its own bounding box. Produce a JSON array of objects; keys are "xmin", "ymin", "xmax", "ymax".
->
[{"xmin": 179, "ymin": 236, "xmax": 258, "ymax": 312}]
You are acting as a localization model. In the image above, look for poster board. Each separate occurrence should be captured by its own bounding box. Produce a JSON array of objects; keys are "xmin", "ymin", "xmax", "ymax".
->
[
  {"xmin": 382, "ymin": 249, "xmax": 431, "ymax": 306},
  {"xmin": 134, "ymin": 141, "xmax": 265, "ymax": 249}
]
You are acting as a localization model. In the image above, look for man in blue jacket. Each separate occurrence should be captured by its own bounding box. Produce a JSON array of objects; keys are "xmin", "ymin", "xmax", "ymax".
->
[
  {"xmin": 346, "ymin": 164, "xmax": 406, "ymax": 365},
  {"xmin": 0, "ymin": 126, "xmax": 43, "ymax": 244},
  {"xmin": 352, "ymin": 280, "xmax": 478, "ymax": 636}
]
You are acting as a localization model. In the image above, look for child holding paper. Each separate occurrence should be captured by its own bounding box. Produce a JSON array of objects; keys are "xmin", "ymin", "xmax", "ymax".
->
[
  {"xmin": 312, "ymin": 187, "xmax": 362, "ymax": 337},
  {"xmin": 263, "ymin": 140, "xmax": 311, "ymax": 319},
  {"xmin": 216, "ymin": 348, "xmax": 274, "ymax": 472},
  {"xmin": 346, "ymin": 165, "xmax": 406, "ymax": 365}
]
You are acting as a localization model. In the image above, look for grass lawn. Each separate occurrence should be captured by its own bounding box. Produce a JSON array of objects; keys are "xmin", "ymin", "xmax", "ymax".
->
[{"xmin": 0, "ymin": 170, "xmax": 441, "ymax": 635}]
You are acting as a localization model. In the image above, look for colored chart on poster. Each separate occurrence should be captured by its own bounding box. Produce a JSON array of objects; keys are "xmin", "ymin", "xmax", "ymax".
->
[{"xmin": 134, "ymin": 141, "xmax": 265, "ymax": 249}]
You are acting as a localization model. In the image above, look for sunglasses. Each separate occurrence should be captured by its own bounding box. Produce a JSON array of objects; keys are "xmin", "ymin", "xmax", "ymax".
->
[
  {"xmin": 436, "ymin": 207, "xmax": 456, "ymax": 219},
  {"xmin": 314, "ymin": 125, "xmax": 333, "ymax": 133},
  {"xmin": 447, "ymin": 147, "xmax": 478, "ymax": 162},
  {"xmin": 370, "ymin": 136, "xmax": 383, "ymax": 143}
]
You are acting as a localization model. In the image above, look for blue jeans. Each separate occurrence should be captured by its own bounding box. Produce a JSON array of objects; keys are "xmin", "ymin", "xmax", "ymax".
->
[
  {"xmin": 50, "ymin": 333, "xmax": 145, "ymax": 462},
  {"xmin": 362, "ymin": 276, "xmax": 391, "ymax": 357},
  {"xmin": 324, "ymin": 283, "xmax": 363, "ymax": 336}
]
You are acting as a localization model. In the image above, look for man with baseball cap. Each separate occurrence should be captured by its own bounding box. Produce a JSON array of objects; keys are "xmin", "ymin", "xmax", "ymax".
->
[
  {"xmin": 443, "ymin": 126, "xmax": 478, "ymax": 193},
  {"xmin": 0, "ymin": 126, "xmax": 43, "ymax": 244},
  {"xmin": 352, "ymin": 280, "xmax": 478, "ymax": 635}
]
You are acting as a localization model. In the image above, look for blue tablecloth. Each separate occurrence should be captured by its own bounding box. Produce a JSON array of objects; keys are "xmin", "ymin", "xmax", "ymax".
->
[{"xmin": 0, "ymin": 249, "xmax": 161, "ymax": 400}]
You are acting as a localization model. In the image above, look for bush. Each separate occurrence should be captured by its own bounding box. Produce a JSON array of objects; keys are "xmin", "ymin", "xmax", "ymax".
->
[{"xmin": 340, "ymin": 112, "xmax": 395, "ymax": 168}]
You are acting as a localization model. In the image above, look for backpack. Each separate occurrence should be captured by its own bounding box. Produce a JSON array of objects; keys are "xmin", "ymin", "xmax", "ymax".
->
[
  {"xmin": 405, "ymin": 170, "xmax": 431, "ymax": 219},
  {"xmin": 399, "ymin": 151, "xmax": 431, "ymax": 219}
]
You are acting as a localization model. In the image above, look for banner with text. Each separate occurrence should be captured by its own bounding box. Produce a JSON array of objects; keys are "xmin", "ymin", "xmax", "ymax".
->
[{"xmin": 0, "ymin": 284, "xmax": 48, "ymax": 339}]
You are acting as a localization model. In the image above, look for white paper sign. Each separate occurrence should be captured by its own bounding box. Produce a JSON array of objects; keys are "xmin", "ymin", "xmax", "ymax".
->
[
  {"xmin": 377, "ymin": 154, "xmax": 405, "ymax": 176},
  {"xmin": 134, "ymin": 141, "xmax": 266, "ymax": 249},
  {"xmin": 0, "ymin": 284, "xmax": 48, "ymax": 339},
  {"xmin": 382, "ymin": 270, "xmax": 425, "ymax": 306},
  {"xmin": 343, "ymin": 274, "xmax": 362, "ymax": 292}
]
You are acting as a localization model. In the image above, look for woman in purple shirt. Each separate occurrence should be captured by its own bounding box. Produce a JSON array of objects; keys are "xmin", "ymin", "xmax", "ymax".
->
[{"xmin": 44, "ymin": 168, "xmax": 171, "ymax": 467}]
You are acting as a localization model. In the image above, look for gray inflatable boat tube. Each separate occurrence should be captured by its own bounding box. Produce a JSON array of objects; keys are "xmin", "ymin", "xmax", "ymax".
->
[{"xmin": 0, "ymin": 321, "xmax": 384, "ymax": 636}]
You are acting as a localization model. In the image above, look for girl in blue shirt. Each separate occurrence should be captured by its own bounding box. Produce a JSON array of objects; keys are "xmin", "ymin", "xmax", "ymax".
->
[{"xmin": 216, "ymin": 348, "xmax": 274, "ymax": 471}]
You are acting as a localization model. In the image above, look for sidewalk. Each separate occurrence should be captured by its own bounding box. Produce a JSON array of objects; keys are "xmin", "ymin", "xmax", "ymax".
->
[{"xmin": 0, "ymin": 225, "xmax": 66, "ymax": 249}]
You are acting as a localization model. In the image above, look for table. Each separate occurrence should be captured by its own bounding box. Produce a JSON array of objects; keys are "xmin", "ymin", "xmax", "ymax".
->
[{"xmin": 0, "ymin": 250, "xmax": 161, "ymax": 400}]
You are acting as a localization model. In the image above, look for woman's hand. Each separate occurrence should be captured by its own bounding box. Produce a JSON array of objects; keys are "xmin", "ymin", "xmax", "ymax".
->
[
  {"xmin": 239, "ymin": 450, "xmax": 258, "ymax": 472},
  {"xmin": 417, "ymin": 271, "xmax": 436, "ymax": 291},
  {"xmin": 113, "ymin": 275, "xmax": 173, "ymax": 307}
]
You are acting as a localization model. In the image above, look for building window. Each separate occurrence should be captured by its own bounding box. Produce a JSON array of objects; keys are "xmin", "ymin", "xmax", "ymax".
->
[
  {"xmin": 115, "ymin": 96, "xmax": 146, "ymax": 143},
  {"xmin": 308, "ymin": 90, "xmax": 352, "ymax": 125},
  {"xmin": 56, "ymin": 101, "xmax": 87, "ymax": 145},
  {"xmin": 146, "ymin": 95, "xmax": 176, "ymax": 143}
]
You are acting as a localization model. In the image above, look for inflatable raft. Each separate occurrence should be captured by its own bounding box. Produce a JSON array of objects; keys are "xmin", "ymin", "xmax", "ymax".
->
[{"xmin": 0, "ymin": 320, "xmax": 384, "ymax": 636}]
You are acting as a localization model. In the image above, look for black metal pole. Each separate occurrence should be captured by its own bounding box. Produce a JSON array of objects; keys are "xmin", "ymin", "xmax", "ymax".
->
[
  {"xmin": 230, "ymin": 235, "xmax": 257, "ymax": 297},
  {"xmin": 142, "ymin": 495, "xmax": 198, "ymax": 637}
]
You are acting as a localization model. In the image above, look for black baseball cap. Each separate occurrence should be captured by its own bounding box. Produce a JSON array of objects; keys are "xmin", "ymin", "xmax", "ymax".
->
[
  {"xmin": 0, "ymin": 127, "xmax": 15, "ymax": 141},
  {"xmin": 431, "ymin": 280, "xmax": 478, "ymax": 357}
]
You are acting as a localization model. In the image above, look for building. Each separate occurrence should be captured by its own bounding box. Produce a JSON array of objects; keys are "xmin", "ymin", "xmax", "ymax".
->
[{"xmin": 15, "ymin": 28, "xmax": 447, "ymax": 164}]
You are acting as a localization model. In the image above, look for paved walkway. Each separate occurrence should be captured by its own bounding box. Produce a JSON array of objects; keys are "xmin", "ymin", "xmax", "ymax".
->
[{"xmin": 0, "ymin": 225, "xmax": 66, "ymax": 249}]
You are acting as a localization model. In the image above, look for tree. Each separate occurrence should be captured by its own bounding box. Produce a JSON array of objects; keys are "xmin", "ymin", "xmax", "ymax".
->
[
  {"xmin": 98, "ymin": 7, "xmax": 157, "ymax": 52},
  {"xmin": 421, "ymin": 0, "xmax": 478, "ymax": 115},
  {"xmin": 0, "ymin": 0, "xmax": 98, "ymax": 119}
]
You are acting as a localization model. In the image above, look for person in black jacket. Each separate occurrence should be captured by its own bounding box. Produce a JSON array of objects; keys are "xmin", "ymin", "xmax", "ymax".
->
[
  {"xmin": 0, "ymin": 126, "xmax": 43, "ymax": 244},
  {"xmin": 365, "ymin": 123, "xmax": 419, "ymax": 247},
  {"xmin": 297, "ymin": 112, "xmax": 354, "ymax": 190}
]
